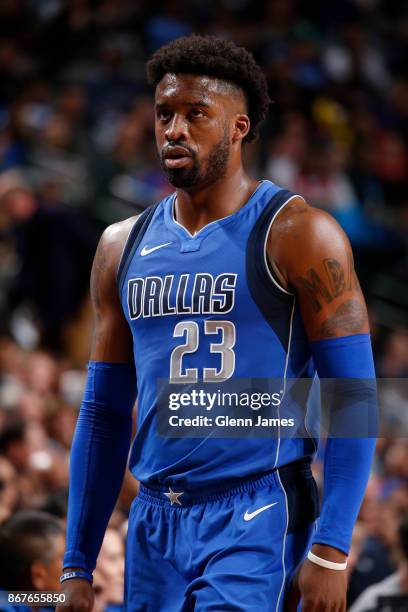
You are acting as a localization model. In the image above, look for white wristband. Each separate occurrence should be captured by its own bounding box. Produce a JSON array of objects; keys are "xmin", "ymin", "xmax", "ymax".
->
[{"xmin": 307, "ymin": 551, "xmax": 348, "ymax": 571}]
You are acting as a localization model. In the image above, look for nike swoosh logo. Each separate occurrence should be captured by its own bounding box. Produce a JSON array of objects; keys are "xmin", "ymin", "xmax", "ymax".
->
[
  {"xmin": 140, "ymin": 242, "xmax": 173, "ymax": 256},
  {"xmin": 244, "ymin": 502, "xmax": 278, "ymax": 521}
]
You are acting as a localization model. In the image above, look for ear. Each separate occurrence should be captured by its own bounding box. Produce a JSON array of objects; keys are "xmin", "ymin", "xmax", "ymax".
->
[
  {"xmin": 31, "ymin": 560, "xmax": 48, "ymax": 590},
  {"xmin": 232, "ymin": 114, "xmax": 250, "ymax": 143}
]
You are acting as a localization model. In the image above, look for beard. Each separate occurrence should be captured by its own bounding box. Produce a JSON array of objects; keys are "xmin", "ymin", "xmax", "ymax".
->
[{"xmin": 159, "ymin": 128, "xmax": 230, "ymax": 189}]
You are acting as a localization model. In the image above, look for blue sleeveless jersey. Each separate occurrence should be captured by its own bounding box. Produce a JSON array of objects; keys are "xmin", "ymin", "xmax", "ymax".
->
[{"xmin": 118, "ymin": 180, "xmax": 317, "ymax": 490}]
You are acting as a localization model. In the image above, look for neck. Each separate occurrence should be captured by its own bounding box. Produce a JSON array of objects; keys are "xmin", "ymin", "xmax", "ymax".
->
[{"xmin": 174, "ymin": 166, "xmax": 259, "ymax": 234}]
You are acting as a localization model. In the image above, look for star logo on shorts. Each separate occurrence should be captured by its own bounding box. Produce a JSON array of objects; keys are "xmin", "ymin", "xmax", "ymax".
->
[{"xmin": 164, "ymin": 487, "xmax": 184, "ymax": 506}]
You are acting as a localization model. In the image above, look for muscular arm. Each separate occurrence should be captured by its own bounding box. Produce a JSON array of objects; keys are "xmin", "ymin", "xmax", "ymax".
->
[
  {"xmin": 268, "ymin": 201, "xmax": 376, "ymax": 612},
  {"xmin": 267, "ymin": 198, "xmax": 369, "ymax": 341},
  {"xmin": 62, "ymin": 217, "xmax": 138, "ymax": 589},
  {"xmin": 90, "ymin": 217, "xmax": 137, "ymax": 362}
]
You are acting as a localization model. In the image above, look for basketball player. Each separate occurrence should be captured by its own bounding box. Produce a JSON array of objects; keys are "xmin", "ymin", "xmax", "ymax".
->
[{"xmin": 58, "ymin": 36, "xmax": 376, "ymax": 611}]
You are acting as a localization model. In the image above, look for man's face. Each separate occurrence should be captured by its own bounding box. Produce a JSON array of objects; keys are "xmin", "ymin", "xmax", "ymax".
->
[
  {"xmin": 155, "ymin": 74, "xmax": 243, "ymax": 189},
  {"xmin": 44, "ymin": 533, "xmax": 65, "ymax": 590},
  {"xmin": 0, "ymin": 457, "xmax": 18, "ymax": 520},
  {"xmin": 31, "ymin": 532, "xmax": 65, "ymax": 591},
  {"xmin": 94, "ymin": 528, "xmax": 125, "ymax": 604}
]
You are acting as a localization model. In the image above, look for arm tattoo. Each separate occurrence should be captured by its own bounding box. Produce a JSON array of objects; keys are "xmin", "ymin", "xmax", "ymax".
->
[
  {"xmin": 297, "ymin": 269, "xmax": 333, "ymax": 313},
  {"xmin": 319, "ymin": 299, "xmax": 366, "ymax": 338},
  {"xmin": 297, "ymin": 257, "xmax": 356, "ymax": 312},
  {"xmin": 324, "ymin": 259, "xmax": 345, "ymax": 297}
]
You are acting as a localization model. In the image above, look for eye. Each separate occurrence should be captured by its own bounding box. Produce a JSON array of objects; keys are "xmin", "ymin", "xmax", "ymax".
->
[
  {"xmin": 189, "ymin": 108, "xmax": 204, "ymax": 119},
  {"xmin": 157, "ymin": 109, "xmax": 171, "ymax": 121}
]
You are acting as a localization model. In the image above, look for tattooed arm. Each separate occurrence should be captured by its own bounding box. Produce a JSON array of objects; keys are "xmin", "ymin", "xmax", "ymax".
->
[
  {"xmin": 268, "ymin": 201, "xmax": 374, "ymax": 612},
  {"xmin": 90, "ymin": 216, "xmax": 138, "ymax": 362},
  {"xmin": 267, "ymin": 198, "xmax": 369, "ymax": 341}
]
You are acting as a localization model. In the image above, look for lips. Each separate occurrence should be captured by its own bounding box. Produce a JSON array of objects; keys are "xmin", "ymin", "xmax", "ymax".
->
[{"xmin": 163, "ymin": 146, "xmax": 192, "ymax": 169}]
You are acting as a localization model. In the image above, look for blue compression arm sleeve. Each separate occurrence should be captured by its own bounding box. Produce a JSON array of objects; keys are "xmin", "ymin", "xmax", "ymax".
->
[
  {"xmin": 310, "ymin": 334, "xmax": 377, "ymax": 555},
  {"xmin": 63, "ymin": 361, "xmax": 137, "ymax": 573}
]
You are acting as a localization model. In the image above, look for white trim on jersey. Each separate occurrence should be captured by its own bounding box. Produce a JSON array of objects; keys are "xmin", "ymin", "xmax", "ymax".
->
[
  {"xmin": 263, "ymin": 193, "xmax": 307, "ymax": 297},
  {"xmin": 303, "ymin": 371, "xmax": 318, "ymax": 454},
  {"xmin": 171, "ymin": 180, "xmax": 267, "ymax": 239},
  {"xmin": 275, "ymin": 469, "xmax": 290, "ymax": 612},
  {"xmin": 273, "ymin": 300, "xmax": 295, "ymax": 469}
]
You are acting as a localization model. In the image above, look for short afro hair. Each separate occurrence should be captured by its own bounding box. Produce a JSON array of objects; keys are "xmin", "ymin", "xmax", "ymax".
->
[
  {"xmin": 146, "ymin": 35, "xmax": 270, "ymax": 143},
  {"xmin": 0, "ymin": 511, "xmax": 64, "ymax": 589}
]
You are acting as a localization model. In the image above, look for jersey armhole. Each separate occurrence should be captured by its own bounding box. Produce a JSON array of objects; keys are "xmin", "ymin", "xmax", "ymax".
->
[
  {"xmin": 116, "ymin": 202, "xmax": 160, "ymax": 294},
  {"xmin": 246, "ymin": 189, "xmax": 298, "ymax": 340},
  {"xmin": 263, "ymin": 193, "xmax": 306, "ymax": 297}
]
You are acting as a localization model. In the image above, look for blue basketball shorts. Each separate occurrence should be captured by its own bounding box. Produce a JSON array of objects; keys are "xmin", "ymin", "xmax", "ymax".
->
[{"xmin": 124, "ymin": 459, "xmax": 319, "ymax": 611}]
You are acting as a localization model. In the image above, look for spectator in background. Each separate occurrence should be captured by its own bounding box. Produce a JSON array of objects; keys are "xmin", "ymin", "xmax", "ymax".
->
[
  {"xmin": 0, "ymin": 419, "xmax": 43, "ymax": 511},
  {"xmin": 350, "ymin": 516, "xmax": 408, "ymax": 611},
  {"xmin": 265, "ymin": 111, "xmax": 309, "ymax": 189},
  {"xmin": 377, "ymin": 329, "xmax": 408, "ymax": 378},
  {"xmin": 0, "ymin": 172, "xmax": 98, "ymax": 354},
  {"xmin": 347, "ymin": 451, "xmax": 408, "ymax": 606},
  {"xmin": 347, "ymin": 492, "xmax": 399, "ymax": 605},
  {"xmin": 0, "ymin": 430, "xmax": 69, "ymax": 514},
  {"xmin": 89, "ymin": 95, "xmax": 171, "ymax": 222},
  {"xmin": 93, "ymin": 528, "xmax": 126, "ymax": 612},
  {"xmin": 0, "ymin": 510, "xmax": 65, "ymax": 592},
  {"xmin": 0, "ymin": 419, "xmax": 29, "ymax": 473},
  {"xmin": 40, "ymin": 489, "xmax": 69, "ymax": 523},
  {"xmin": 0, "ymin": 456, "xmax": 19, "ymax": 523}
]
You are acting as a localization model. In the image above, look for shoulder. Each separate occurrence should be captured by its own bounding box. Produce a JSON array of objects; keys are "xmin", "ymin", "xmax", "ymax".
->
[
  {"xmin": 90, "ymin": 214, "xmax": 140, "ymax": 299},
  {"xmin": 269, "ymin": 196, "xmax": 349, "ymax": 252},
  {"xmin": 100, "ymin": 215, "xmax": 141, "ymax": 260},
  {"xmin": 267, "ymin": 196, "xmax": 352, "ymax": 284},
  {"xmin": 96, "ymin": 214, "xmax": 141, "ymax": 272}
]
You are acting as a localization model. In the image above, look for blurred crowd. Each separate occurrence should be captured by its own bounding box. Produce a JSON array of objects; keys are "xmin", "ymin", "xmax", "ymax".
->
[
  {"xmin": 0, "ymin": 340, "xmax": 138, "ymax": 611},
  {"xmin": 0, "ymin": 0, "xmax": 407, "ymax": 610}
]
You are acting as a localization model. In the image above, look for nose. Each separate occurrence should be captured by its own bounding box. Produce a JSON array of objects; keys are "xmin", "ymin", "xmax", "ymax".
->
[{"xmin": 165, "ymin": 114, "xmax": 188, "ymax": 142}]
